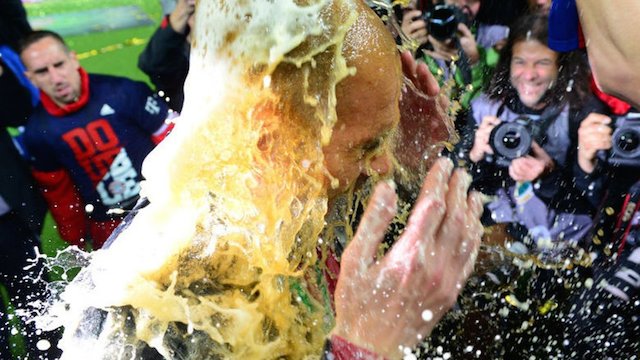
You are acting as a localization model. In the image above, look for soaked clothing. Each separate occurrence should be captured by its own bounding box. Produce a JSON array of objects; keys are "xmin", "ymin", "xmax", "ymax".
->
[
  {"xmin": 457, "ymin": 94, "xmax": 602, "ymax": 248},
  {"xmin": 24, "ymin": 68, "xmax": 170, "ymax": 248}
]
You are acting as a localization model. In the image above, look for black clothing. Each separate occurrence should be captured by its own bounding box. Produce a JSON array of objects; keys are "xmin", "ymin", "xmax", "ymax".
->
[{"xmin": 138, "ymin": 16, "xmax": 190, "ymax": 112}]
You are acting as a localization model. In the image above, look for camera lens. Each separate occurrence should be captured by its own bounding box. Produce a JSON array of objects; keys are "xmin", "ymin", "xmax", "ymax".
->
[
  {"xmin": 617, "ymin": 130, "xmax": 640, "ymax": 152},
  {"xmin": 489, "ymin": 121, "xmax": 532, "ymax": 163},
  {"xmin": 502, "ymin": 131, "xmax": 521, "ymax": 150},
  {"xmin": 426, "ymin": 5, "xmax": 459, "ymax": 41}
]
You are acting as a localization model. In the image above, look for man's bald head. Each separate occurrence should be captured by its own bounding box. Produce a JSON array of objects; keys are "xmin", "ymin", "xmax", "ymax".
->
[{"xmin": 269, "ymin": 0, "xmax": 402, "ymax": 196}]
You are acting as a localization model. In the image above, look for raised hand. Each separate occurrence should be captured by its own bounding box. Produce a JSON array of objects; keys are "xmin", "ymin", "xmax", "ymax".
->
[
  {"xmin": 396, "ymin": 51, "xmax": 453, "ymax": 173},
  {"xmin": 401, "ymin": 10, "xmax": 429, "ymax": 47},
  {"xmin": 469, "ymin": 115, "xmax": 500, "ymax": 163},
  {"xmin": 332, "ymin": 158, "xmax": 484, "ymax": 359},
  {"xmin": 577, "ymin": 112, "xmax": 612, "ymax": 173},
  {"xmin": 169, "ymin": 0, "xmax": 196, "ymax": 34}
]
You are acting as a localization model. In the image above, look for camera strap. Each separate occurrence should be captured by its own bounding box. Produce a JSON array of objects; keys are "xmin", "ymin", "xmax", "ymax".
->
[{"xmin": 496, "ymin": 103, "xmax": 564, "ymax": 146}]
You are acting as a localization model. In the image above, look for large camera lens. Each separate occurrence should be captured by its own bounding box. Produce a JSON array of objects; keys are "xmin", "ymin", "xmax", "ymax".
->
[
  {"xmin": 608, "ymin": 117, "xmax": 640, "ymax": 167},
  {"xmin": 502, "ymin": 130, "xmax": 522, "ymax": 150},
  {"xmin": 426, "ymin": 5, "xmax": 459, "ymax": 41},
  {"xmin": 617, "ymin": 130, "xmax": 640, "ymax": 152},
  {"xmin": 489, "ymin": 121, "xmax": 532, "ymax": 162}
]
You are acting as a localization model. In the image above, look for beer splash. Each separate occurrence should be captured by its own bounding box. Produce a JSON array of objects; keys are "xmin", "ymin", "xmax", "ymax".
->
[{"xmin": 38, "ymin": 0, "xmax": 360, "ymax": 358}]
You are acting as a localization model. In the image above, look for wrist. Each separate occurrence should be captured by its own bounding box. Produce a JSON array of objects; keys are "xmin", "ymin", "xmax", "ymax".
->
[
  {"xmin": 469, "ymin": 148, "xmax": 483, "ymax": 163},
  {"xmin": 327, "ymin": 334, "xmax": 389, "ymax": 360},
  {"xmin": 578, "ymin": 156, "xmax": 596, "ymax": 174},
  {"xmin": 169, "ymin": 12, "xmax": 189, "ymax": 34}
]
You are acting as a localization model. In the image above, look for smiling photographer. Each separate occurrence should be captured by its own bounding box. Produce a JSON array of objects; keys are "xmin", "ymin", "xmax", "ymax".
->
[{"xmin": 457, "ymin": 13, "xmax": 606, "ymax": 249}]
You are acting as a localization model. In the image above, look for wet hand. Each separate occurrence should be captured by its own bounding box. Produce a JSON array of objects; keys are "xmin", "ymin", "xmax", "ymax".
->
[
  {"xmin": 397, "ymin": 51, "xmax": 452, "ymax": 172},
  {"xmin": 577, "ymin": 113, "xmax": 612, "ymax": 173},
  {"xmin": 332, "ymin": 158, "xmax": 483, "ymax": 359},
  {"xmin": 469, "ymin": 115, "xmax": 500, "ymax": 163}
]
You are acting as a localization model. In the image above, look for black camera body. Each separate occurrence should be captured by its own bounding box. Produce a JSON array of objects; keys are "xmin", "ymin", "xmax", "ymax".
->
[
  {"xmin": 422, "ymin": 4, "xmax": 470, "ymax": 41},
  {"xmin": 486, "ymin": 117, "xmax": 538, "ymax": 167},
  {"xmin": 608, "ymin": 113, "xmax": 640, "ymax": 168}
]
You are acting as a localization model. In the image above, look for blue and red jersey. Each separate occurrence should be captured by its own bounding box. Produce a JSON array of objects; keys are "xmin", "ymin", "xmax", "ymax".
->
[{"xmin": 24, "ymin": 68, "xmax": 171, "ymax": 248}]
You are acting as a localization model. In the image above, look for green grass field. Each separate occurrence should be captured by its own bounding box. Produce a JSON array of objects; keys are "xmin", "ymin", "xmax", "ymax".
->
[{"xmin": 4, "ymin": 2, "xmax": 165, "ymax": 357}]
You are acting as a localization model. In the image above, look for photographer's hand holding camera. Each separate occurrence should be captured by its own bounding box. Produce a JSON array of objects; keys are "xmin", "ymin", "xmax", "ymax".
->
[
  {"xmin": 469, "ymin": 115, "xmax": 499, "ymax": 162},
  {"xmin": 401, "ymin": 9, "xmax": 429, "ymax": 48},
  {"xmin": 423, "ymin": 22, "xmax": 479, "ymax": 66},
  {"xmin": 577, "ymin": 113, "xmax": 612, "ymax": 174}
]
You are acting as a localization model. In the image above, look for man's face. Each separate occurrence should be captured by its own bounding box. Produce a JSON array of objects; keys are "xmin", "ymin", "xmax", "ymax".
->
[
  {"xmin": 22, "ymin": 36, "xmax": 81, "ymax": 107},
  {"xmin": 323, "ymin": 52, "xmax": 402, "ymax": 199},
  {"xmin": 510, "ymin": 40, "xmax": 558, "ymax": 109}
]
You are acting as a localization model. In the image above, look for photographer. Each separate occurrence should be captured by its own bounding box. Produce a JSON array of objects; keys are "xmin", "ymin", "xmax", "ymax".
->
[
  {"xmin": 564, "ymin": 105, "xmax": 640, "ymax": 358},
  {"xmin": 457, "ymin": 13, "xmax": 605, "ymax": 249},
  {"xmin": 401, "ymin": 0, "xmax": 530, "ymax": 117}
]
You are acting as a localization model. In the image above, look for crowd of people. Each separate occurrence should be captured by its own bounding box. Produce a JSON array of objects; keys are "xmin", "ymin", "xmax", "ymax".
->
[{"xmin": 1, "ymin": 0, "xmax": 639, "ymax": 358}]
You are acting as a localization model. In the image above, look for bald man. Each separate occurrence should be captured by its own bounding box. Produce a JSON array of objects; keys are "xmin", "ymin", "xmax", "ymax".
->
[
  {"xmin": 293, "ymin": 1, "xmax": 483, "ymax": 358},
  {"xmin": 53, "ymin": 1, "xmax": 483, "ymax": 359},
  {"xmin": 575, "ymin": 0, "xmax": 640, "ymax": 109}
]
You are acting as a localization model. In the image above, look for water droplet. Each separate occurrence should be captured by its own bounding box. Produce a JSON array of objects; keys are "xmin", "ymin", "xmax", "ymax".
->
[
  {"xmin": 36, "ymin": 339, "xmax": 51, "ymax": 351},
  {"xmin": 421, "ymin": 309, "xmax": 433, "ymax": 321}
]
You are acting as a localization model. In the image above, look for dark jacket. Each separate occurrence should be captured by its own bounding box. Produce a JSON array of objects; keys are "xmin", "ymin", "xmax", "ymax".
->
[
  {"xmin": 0, "ymin": 47, "xmax": 47, "ymax": 234},
  {"xmin": 138, "ymin": 15, "xmax": 190, "ymax": 112}
]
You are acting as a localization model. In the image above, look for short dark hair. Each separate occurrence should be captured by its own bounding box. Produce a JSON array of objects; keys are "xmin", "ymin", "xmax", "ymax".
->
[{"xmin": 18, "ymin": 30, "xmax": 70, "ymax": 55}]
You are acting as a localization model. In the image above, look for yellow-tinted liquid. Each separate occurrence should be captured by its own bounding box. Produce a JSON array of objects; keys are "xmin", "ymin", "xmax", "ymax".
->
[{"xmin": 43, "ymin": 0, "xmax": 360, "ymax": 359}]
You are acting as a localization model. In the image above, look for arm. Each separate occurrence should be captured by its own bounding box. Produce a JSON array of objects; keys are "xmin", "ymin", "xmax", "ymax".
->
[
  {"xmin": 576, "ymin": 0, "xmax": 640, "ymax": 109},
  {"xmin": 137, "ymin": 9, "xmax": 191, "ymax": 111},
  {"xmin": 31, "ymin": 169, "xmax": 88, "ymax": 247},
  {"xmin": 333, "ymin": 158, "xmax": 483, "ymax": 359}
]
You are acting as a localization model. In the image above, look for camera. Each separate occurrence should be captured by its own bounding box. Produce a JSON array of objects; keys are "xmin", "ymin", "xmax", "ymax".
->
[
  {"xmin": 608, "ymin": 114, "xmax": 640, "ymax": 167},
  {"xmin": 422, "ymin": 4, "xmax": 470, "ymax": 41},
  {"xmin": 487, "ymin": 117, "xmax": 536, "ymax": 167}
]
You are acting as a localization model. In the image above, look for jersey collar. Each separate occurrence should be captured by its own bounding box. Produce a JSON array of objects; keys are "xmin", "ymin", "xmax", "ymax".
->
[{"xmin": 40, "ymin": 67, "xmax": 90, "ymax": 117}]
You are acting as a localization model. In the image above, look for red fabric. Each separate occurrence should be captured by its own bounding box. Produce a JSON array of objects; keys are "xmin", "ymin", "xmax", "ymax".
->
[
  {"xmin": 330, "ymin": 335, "xmax": 387, "ymax": 360},
  {"xmin": 590, "ymin": 76, "xmax": 631, "ymax": 115},
  {"xmin": 31, "ymin": 169, "xmax": 88, "ymax": 247},
  {"xmin": 151, "ymin": 122, "xmax": 175, "ymax": 145},
  {"xmin": 160, "ymin": 15, "xmax": 170, "ymax": 29},
  {"xmin": 40, "ymin": 67, "xmax": 91, "ymax": 117},
  {"xmin": 89, "ymin": 219, "xmax": 122, "ymax": 249}
]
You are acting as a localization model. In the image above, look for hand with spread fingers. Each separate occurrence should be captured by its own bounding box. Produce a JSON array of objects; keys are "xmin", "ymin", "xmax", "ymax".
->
[{"xmin": 332, "ymin": 158, "xmax": 484, "ymax": 359}]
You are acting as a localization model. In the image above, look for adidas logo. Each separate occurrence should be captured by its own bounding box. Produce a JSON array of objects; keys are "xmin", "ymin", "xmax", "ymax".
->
[{"xmin": 100, "ymin": 104, "xmax": 115, "ymax": 116}]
